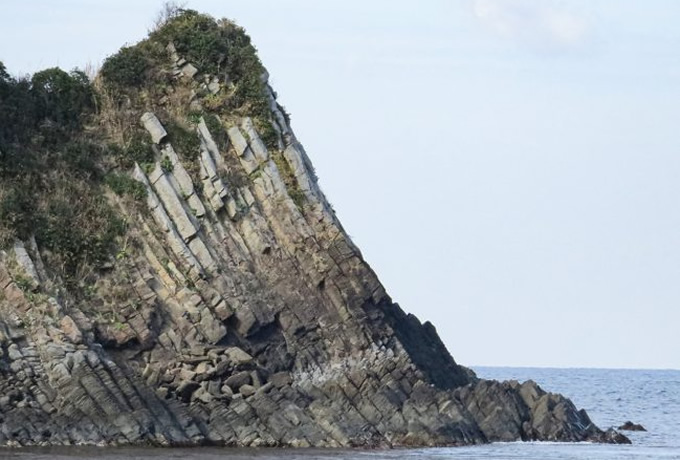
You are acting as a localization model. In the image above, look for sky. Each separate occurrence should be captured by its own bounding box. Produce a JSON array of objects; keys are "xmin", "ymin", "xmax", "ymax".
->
[{"xmin": 1, "ymin": 1, "xmax": 678, "ymax": 370}]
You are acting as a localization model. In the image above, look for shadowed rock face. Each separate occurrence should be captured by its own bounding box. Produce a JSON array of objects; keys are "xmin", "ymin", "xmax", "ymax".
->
[{"xmin": 0, "ymin": 18, "xmax": 629, "ymax": 448}]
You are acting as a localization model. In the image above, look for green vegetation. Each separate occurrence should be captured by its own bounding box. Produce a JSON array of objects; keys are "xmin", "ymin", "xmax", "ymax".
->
[
  {"xmin": 0, "ymin": 7, "xmax": 283, "ymax": 287},
  {"xmin": 256, "ymin": 119, "xmax": 279, "ymax": 150},
  {"xmin": 115, "ymin": 134, "xmax": 156, "ymax": 169},
  {"xmin": 203, "ymin": 113, "xmax": 229, "ymax": 147},
  {"xmin": 165, "ymin": 120, "xmax": 199, "ymax": 159},
  {"xmin": 0, "ymin": 61, "xmax": 125, "ymax": 282},
  {"xmin": 31, "ymin": 68, "xmax": 94, "ymax": 129},
  {"xmin": 105, "ymin": 173, "xmax": 147, "ymax": 201},
  {"xmin": 271, "ymin": 152, "xmax": 305, "ymax": 210},
  {"xmin": 160, "ymin": 155, "xmax": 174, "ymax": 173},
  {"xmin": 36, "ymin": 182, "xmax": 126, "ymax": 276},
  {"xmin": 100, "ymin": 46, "xmax": 153, "ymax": 89},
  {"xmin": 100, "ymin": 8, "xmax": 275, "ymax": 139}
]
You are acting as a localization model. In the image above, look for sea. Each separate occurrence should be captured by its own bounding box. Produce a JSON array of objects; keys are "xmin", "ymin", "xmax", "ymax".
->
[{"xmin": 2, "ymin": 367, "xmax": 679, "ymax": 460}]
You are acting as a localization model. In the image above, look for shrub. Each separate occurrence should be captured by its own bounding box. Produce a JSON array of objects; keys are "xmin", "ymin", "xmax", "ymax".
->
[
  {"xmin": 111, "ymin": 134, "xmax": 155, "ymax": 169},
  {"xmin": 151, "ymin": 10, "xmax": 270, "ymax": 118},
  {"xmin": 0, "ymin": 184, "xmax": 37, "ymax": 246},
  {"xmin": 105, "ymin": 173, "xmax": 147, "ymax": 201},
  {"xmin": 165, "ymin": 120, "xmax": 199, "ymax": 159},
  {"xmin": 160, "ymin": 155, "xmax": 174, "ymax": 173},
  {"xmin": 59, "ymin": 140, "xmax": 102, "ymax": 178},
  {"xmin": 0, "ymin": 61, "xmax": 129, "ymax": 286},
  {"xmin": 0, "ymin": 68, "xmax": 36, "ymax": 149},
  {"xmin": 151, "ymin": 10, "xmax": 229, "ymax": 75},
  {"xmin": 31, "ymin": 68, "xmax": 94, "ymax": 128},
  {"xmin": 36, "ymin": 180, "xmax": 126, "ymax": 277},
  {"xmin": 101, "ymin": 46, "xmax": 151, "ymax": 89},
  {"xmin": 271, "ymin": 152, "xmax": 305, "ymax": 210},
  {"xmin": 0, "ymin": 62, "xmax": 8, "ymax": 82},
  {"xmin": 256, "ymin": 119, "xmax": 278, "ymax": 150},
  {"xmin": 203, "ymin": 113, "xmax": 228, "ymax": 147}
]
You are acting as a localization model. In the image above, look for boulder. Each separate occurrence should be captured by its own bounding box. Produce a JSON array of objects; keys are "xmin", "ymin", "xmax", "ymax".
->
[
  {"xmin": 239, "ymin": 384, "xmax": 256, "ymax": 398},
  {"xmin": 12, "ymin": 240, "xmax": 40, "ymax": 289},
  {"xmin": 269, "ymin": 371, "xmax": 292, "ymax": 388},
  {"xmin": 181, "ymin": 63, "xmax": 198, "ymax": 79},
  {"xmin": 223, "ymin": 347, "xmax": 253, "ymax": 365},
  {"xmin": 241, "ymin": 117, "xmax": 269, "ymax": 162},
  {"xmin": 225, "ymin": 371, "xmax": 251, "ymax": 389},
  {"xmin": 59, "ymin": 316, "xmax": 82, "ymax": 344},
  {"xmin": 140, "ymin": 112, "xmax": 167, "ymax": 144},
  {"xmin": 618, "ymin": 421, "xmax": 647, "ymax": 432}
]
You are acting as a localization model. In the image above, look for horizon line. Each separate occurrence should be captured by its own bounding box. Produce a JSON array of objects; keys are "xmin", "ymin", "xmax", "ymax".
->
[{"xmin": 469, "ymin": 364, "xmax": 680, "ymax": 372}]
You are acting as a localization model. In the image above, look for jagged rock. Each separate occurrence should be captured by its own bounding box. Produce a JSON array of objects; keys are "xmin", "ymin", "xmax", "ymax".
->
[
  {"xmin": 241, "ymin": 117, "xmax": 269, "ymax": 162},
  {"xmin": 150, "ymin": 167, "xmax": 199, "ymax": 241},
  {"xmin": 195, "ymin": 361, "xmax": 213, "ymax": 375},
  {"xmin": 140, "ymin": 112, "xmax": 168, "ymax": 144},
  {"xmin": 223, "ymin": 347, "xmax": 253, "ymax": 365},
  {"xmin": 12, "ymin": 240, "xmax": 41, "ymax": 289},
  {"xmin": 225, "ymin": 371, "xmax": 251, "ymax": 389},
  {"xmin": 207, "ymin": 78, "xmax": 220, "ymax": 94},
  {"xmin": 269, "ymin": 371, "xmax": 292, "ymax": 388},
  {"xmin": 177, "ymin": 381, "xmax": 200, "ymax": 402},
  {"xmin": 59, "ymin": 316, "xmax": 82, "ymax": 344},
  {"xmin": 618, "ymin": 421, "xmax": 646, "ymax": 432},
  {"xmin": 239, "ymin": 384, "xmax": 256, "ymax": 397},
  {"xmin": 454, "ymin": 379, "xmax": 630, "ymax": 444},
  {"xmin": 181, "ymin": 63, "xmax": 198, "ymax": 79},
  {"xmin": 0, "ymin": 10, "xmax": 627, "ymax": 449},
  {"xmin": 600, "ymin": 428, "xmax": 633, "ymax": 444}
]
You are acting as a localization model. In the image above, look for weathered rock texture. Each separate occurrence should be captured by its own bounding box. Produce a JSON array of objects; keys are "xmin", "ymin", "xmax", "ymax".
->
[{"xmin": 0, "ymin": 26, "xmax": 629, "ymax": 448}]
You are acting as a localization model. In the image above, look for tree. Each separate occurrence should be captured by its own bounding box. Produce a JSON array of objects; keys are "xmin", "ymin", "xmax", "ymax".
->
[{"xmin": 30, "ymin": 67, "xmax": 94, "ymax": 128}]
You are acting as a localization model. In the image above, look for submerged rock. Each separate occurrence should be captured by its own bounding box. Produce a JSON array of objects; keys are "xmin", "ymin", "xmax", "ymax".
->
[{"xmin": 618, "ymin": 421, "xmax": 647, "ymax": 432}]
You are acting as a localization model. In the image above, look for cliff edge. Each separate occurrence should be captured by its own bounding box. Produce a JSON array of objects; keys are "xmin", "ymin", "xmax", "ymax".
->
[{"xmin": 0, "ymin": 9, "xmax": 628, "ymax": 447}]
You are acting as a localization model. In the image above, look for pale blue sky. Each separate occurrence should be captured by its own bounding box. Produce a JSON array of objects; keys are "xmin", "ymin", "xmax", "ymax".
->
[{"xmin": 2, "ymin": 1, "xmax": 678, "ymax": 369}]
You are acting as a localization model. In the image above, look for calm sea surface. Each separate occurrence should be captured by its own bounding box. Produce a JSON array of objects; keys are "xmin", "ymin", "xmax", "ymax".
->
[{"xmin": 3, "ymin": 367, "xmax": 679, "ymax": 459}]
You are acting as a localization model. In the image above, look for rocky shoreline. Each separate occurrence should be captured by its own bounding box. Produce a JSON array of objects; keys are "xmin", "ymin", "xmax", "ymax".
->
[{"xmin": 0, "ymin": 9, "xmax": 629, "ymax": 448}]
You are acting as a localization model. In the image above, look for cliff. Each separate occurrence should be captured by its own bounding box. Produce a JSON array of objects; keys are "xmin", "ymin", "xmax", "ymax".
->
[{"xmin": 0, "ymin": 9, "xmax": 628, "ymax": 447}]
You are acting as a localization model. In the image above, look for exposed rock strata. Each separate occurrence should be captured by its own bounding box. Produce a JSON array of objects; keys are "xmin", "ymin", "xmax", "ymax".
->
[{"xmin": 0, "ymin": 31, "xmax": 629, "ymax": 448}]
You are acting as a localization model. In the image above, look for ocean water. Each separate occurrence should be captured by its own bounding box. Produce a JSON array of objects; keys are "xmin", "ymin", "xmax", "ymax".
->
[{"xmin": 3, "ymin": 367, "xmax": 679, "ymax": 459}]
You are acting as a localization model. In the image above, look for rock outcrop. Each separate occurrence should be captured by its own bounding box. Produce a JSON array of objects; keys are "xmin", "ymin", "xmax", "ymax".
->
[
  {"xmin": 619, "ymin": 421, "xmax": 646, "ymax": 432},
  {"xmin": 0, "ymin": 10, "xmax": 629, "ymax": 448}
]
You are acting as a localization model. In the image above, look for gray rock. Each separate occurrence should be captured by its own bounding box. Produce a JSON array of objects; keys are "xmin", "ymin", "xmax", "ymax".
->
[
  {"xmin": 59, "ymin": 316, "xmax": 82, "ymax": 344},
  {"xmin": 239, "ymin": 384, "xmax": 256, "ymax": 398},
  {"xmin": 181, "ymin": 63, "xmax": 198, "ymax": 79},
  {"xmin": 12, "ymin": 240, "xmax": 40, "ymax": 289},
  {"xmin": 150, "ymin": 169, "xmax": 198, "ymax": 241},
  {"xmin": 226, "ymin": 126, "xmax": 249, "ymax": 157},
  {"xmin": 208, "ymin": 78, "xmax": 220, "ymax": 94},
  {"xmin": 269, "ymin": 372, "xmax": 292, "ymax": 388},
  {"xmin": 225, "ymin": 371, "xmax": 251, "ymax": 389},
  {"xmin": 140, "ymin": 112, "xmax": 168, "ymax": 144},
  {"xmin": 223, "ymin": 347, "xmax": 253, "ymax": 365},
  {"xmin": 618, "ymin": 421, "xmax": 646, "ymax": 432},
  {"xmin": 241, "ymin": 117, "xmax": 269, "ymax": 162}
]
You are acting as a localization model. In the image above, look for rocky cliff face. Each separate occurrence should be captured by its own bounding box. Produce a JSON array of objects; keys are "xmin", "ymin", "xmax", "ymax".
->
[{"xmin": 0, "ymin": 9, "xmax": 628, "ymax": 448}]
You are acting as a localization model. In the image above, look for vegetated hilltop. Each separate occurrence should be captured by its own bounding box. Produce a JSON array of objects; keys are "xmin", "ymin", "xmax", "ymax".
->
[{"xmin": 0, "ymin": 9, "xmax": 629, "ymax": 447}]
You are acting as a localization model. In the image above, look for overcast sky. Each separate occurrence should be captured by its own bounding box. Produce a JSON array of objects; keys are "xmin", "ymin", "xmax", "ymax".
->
[{"xmin": 2, "ymin": 1, "xmax": 678, "ymax": 370}]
